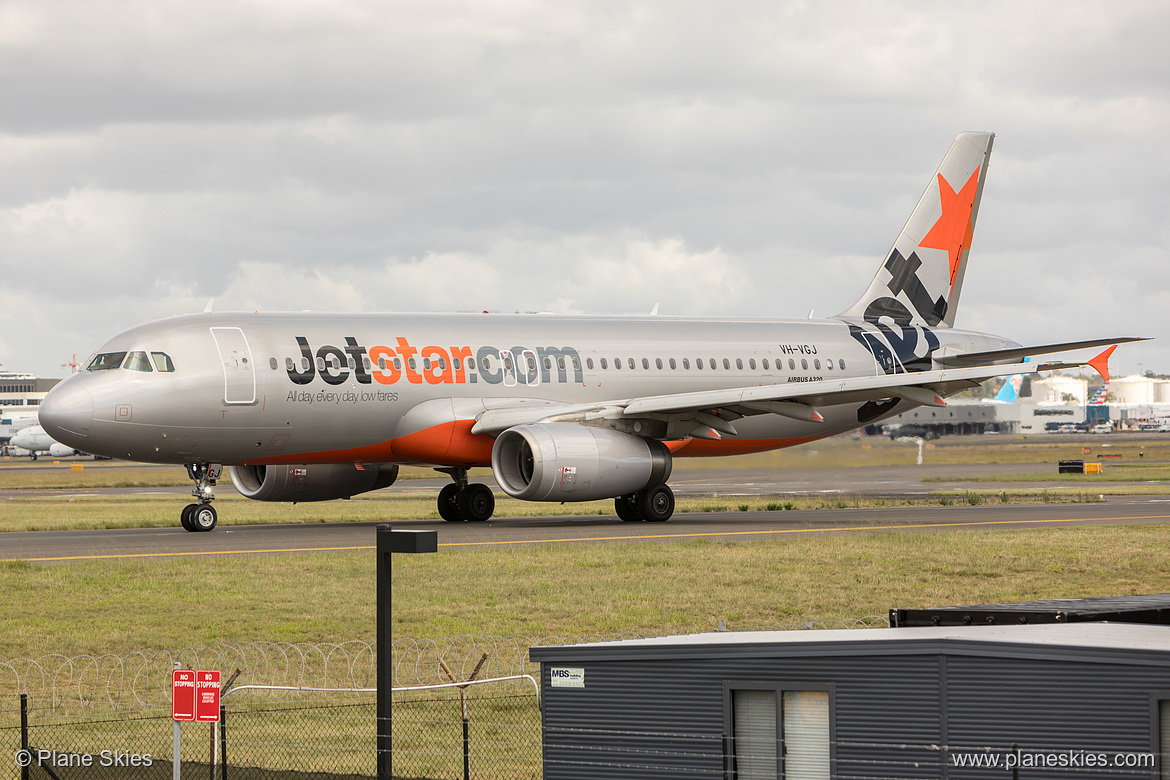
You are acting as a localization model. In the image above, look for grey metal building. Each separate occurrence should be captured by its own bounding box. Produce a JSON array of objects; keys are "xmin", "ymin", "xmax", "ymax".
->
[{"xmin": 531, "ymin": 623, "xmax": 1170, "ymax": 778}]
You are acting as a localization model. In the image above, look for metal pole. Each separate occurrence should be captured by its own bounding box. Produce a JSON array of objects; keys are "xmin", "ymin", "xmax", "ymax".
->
[
  {"xmin": 20, "ymin": 693, "xmax": 29, "ymax": 780},
  {"xmin": 174, "ymin": 661, "xmax": 182, "ymax": 780},
  {"xmin": 377, "ymin": 524, "xmax": 392, "ymax": 779},
  {"xmin": 219, "ymin": 705, "xmax": 227, "ymax": 780}
]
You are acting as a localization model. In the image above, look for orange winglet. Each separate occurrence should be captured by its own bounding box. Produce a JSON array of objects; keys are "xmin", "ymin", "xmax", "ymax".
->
[{"xmin": 1087, "ymin": 345, "xmax": 1118, "ymax": 383}]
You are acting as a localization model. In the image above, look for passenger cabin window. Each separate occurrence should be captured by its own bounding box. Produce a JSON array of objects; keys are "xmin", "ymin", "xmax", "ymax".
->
[
  {"xmin": 839, "ymin": 359, "xmax": 846, "ymax": 370},
  {"xmin": 87, "ymin": 352, "xmax": 126, "ymax": 371},
  {"xmin": 656, "ymin": 358, "xmax": 663, "ymax": 369},
  {"xmin": 124, "ymin": 351, "xmax": 153, "ymax": 372},
  {"xmin": 814, "ymin": 359, "xmax": 821, "ymax": 370},
  {"xmin": 629, "ymin": 358, "xmax": 636, "ymax": 370},
  {"xmin": 801, "ymin": 359, "xmax": 808, "ymax": 370},
  {"xmin": 152, "ymin": 352, "xmax": 176, "ymax": 372},
  {"xmin": 749, "ymin": 359, "xmax": 756, "ymax": 370},
  {"xmin": 285, "ymin": 357, "xmax": 294, "ymax": 371},
  {"xmin": 269, "ymin": 357, "xmax": 278, "ymax": 370},
  {"xmin": 587, "ymin": 358, "xmax": 595, "ymax": 369},
  {"xmin": 763, "ymin": 358, "xmax": 770, "ymax": 369},
  {"xmin": 600, "ymin": 358, "xmax": 607, "ymax": 369},
  {"xmin": 682, "ymin": 358, "xmax": 689, "ymax": 369},
  {"xmin": 642, "ymin": 358, "xmax": 649, "ymax": 369},
  {"xmin": 669, "ymin": 358, "xmax": 677, "ymax": 369},
  {"xmin": 789, "ymin": 359, "xmax": 796, "ymax": 370}
]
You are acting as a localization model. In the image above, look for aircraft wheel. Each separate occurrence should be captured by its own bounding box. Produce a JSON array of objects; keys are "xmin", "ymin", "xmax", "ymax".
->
[
  {"xmin": 191, "ymin": 504, "xmax": 218, "ymax": 532},
  {"xmin": 438, "ymin": 483, "xmax": 463, "ymax": 522},
  {"xmin": 180, "ymin": 504, "xmax": 198, "ymax": 532},
  {"xmin": 639, "ymin": 484, "xmax": 674, "ymax": 522},
  {"xmin": 615, "ymin": 493, "xmax": 644, "ymax": 522},
  {"xmin": 459, "ymin": 484, "xmax": 495, "ymax": 522}
]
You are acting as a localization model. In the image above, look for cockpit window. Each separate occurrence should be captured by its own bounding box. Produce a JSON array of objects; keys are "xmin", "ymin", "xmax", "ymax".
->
[
  {"xmin": 125, "ymin": 351, "xmax": 153, "ymax": 372},
  {"xmin": 87, "ymin": 352, "xmax": 127, "ymax": 371},
  {"xmin": 151, "ymin": 352, "xmax": 175, "ymax": 372}
]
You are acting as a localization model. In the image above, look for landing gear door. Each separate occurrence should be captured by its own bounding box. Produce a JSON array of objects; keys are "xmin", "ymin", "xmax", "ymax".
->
[{"xmin": 210, "ymin": 327, "xmax": 256, "ymax": 404}]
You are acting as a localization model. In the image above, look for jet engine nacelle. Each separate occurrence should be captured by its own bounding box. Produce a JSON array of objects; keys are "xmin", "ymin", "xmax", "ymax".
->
[
  {"xmin": 48, "ymin": 443, "xmax": 78, "ymax": 457},
  {"xmin": 491, "ymin": 424, "xmax": 672, "ymax": 502},
  {"xmin": 228, "ymin": 463, "xmax": 399, "ymax": 502}
]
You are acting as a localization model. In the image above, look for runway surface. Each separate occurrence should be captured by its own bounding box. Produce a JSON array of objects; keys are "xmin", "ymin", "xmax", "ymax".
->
[{"xmin": 4, "ymin": 494, "xmax": 1170, "ymax": 563}]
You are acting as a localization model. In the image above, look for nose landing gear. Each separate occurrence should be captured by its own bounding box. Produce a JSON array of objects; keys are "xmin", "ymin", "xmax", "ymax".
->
[
  {"xmin": 181, "ymin": 462, "xmax": 222, "ymax": 532},
  {"xmin": 435, "ymin": 467, "xmax": 496, "ymax": 522}
]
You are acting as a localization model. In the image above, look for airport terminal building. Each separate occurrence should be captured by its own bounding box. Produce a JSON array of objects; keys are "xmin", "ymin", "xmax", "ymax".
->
[{"xmin": 0, "ymin": 367, "xmax": 60, "ymax": 441}]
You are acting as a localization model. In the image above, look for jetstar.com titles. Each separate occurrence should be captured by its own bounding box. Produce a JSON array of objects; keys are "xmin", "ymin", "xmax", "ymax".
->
[{"xmin": 285, "ymin": 337, "xmax": 584, "ymax": 387}]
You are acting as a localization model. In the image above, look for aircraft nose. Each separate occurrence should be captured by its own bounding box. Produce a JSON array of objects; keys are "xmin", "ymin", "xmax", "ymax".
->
[{"xmin": 39, "ymin": 381, "xmax": 94, "ymax": 448}]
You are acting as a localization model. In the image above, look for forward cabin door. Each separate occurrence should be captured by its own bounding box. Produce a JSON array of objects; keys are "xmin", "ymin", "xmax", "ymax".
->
[{"xmin": 210, "ymin": 327, "xmax": 257, "ymax": 405}]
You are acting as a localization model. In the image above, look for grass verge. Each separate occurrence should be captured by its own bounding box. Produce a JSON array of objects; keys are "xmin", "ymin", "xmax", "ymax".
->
[{"xmin": 3, "ymin": 521, "xmax": 1170, "ymax": 662}]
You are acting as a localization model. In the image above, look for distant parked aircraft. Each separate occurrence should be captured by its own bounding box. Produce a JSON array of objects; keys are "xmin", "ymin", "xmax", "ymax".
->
[{"xmin": 10, "ymin": 425, "xmax": 78, "ymax": 460}]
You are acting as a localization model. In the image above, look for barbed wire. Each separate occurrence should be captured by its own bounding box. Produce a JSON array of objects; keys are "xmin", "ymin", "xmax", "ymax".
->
[
  {"xmin": 2, "ymin": 616, "xmax": 887, "ymax": 710},
  {"xmin": 1, "ymin": 640, "xmax": 376, "ymax": 710},
  {"xmin": 390, "ymin": 616, "xmax": 888, "ymax": 686}
]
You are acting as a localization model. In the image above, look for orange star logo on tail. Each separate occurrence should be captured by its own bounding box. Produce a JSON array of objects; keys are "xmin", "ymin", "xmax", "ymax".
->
[{"xmin": 918, "ymin": 166, "xmax": 980, "ymax": 288}]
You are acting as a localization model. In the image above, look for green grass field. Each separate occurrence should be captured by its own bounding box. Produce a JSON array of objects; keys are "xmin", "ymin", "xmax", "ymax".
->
[{"xmin": 3, "ymin": 521, "xmax": 1170, "ymax": 663}]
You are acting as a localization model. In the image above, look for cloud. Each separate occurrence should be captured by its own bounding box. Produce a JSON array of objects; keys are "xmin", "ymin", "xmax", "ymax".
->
[{"xmin": 1, "ymin": 0, "xmax": 1167, "ymax": 379}]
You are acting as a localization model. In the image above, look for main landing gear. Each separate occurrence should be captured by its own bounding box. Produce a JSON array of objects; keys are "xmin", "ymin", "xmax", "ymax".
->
[
  {"xmin": 614, "ymin": 483, "xmax": 675, "ymax": 523},
  {"xmin": 435, "ymin": 467, "xmax": 495, "ymax": 522},
  {"xmin": 181, "ymin": 462, "xmax": 221, "ymax": 532}
]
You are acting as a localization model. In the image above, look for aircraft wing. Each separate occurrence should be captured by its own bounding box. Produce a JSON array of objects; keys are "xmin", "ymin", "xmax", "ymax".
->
[{"xmin": 471, "ymin": 348, "xmax": 1116, "ymax": 437}]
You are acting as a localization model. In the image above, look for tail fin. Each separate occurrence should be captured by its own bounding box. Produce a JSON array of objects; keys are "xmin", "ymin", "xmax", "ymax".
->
[
  {"xmin": 838, "ymin": 132, "xmax": 994, "ymax": 329},
  {"xmin": 992, "ymin": 361, "xmax": 1027, "ymax": 403}
]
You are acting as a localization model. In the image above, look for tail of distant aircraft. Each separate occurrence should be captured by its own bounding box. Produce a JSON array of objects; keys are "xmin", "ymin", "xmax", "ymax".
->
[
  {"xmin": 992, "ymin": 371, "xmax": 1025, "ymax": 403},
  {"xmin": 838, "ymin": 132, "xmax": 994, "ymax": 329},
  {"xmin": 1088, "ymin": 384, "xmax": 1108, "ymax": 406}
]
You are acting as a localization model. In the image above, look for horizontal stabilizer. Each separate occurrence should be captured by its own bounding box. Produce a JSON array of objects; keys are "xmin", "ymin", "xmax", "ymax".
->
[{"xmin": 934, "ymin": 337, "xmax": 1148, "ymax": 367}]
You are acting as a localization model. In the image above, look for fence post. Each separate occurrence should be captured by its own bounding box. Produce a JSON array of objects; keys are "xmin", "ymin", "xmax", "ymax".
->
[
  {"xmin": 219, "ymin": 704, "xmax": 228, "ymax": 780},
  {"xmin": 20, "ymin": 693, "xmax": 29, "ymax": 780}
]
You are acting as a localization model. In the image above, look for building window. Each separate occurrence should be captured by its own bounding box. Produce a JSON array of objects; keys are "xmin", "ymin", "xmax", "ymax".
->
[
  {"xmin": 729, "ymin": 686, "xmax": 831, "ymax": 780},
  {"xmin": 733, "ymin": 689, "xmax": 776, "ymax": 779}
]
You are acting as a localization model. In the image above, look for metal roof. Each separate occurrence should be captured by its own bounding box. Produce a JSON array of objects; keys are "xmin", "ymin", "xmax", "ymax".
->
[{"xmin": 529, "ymin": 622, "xmax": 1170, "ymax": 664}]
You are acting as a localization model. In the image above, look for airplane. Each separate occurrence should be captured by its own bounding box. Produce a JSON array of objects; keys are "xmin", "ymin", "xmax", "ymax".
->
[
  {"xmin": 36, "ymin": 131, "xmax": 1144, "ymax": 531},
  {"xmin": 9, "ymin": 425, "xmax": 79, "ymax": 460}
]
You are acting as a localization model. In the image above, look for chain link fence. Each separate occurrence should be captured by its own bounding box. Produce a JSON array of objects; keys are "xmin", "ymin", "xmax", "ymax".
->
[{"xmin": 2, "ymin": 620, "xmax": 887, "ymax": 778}]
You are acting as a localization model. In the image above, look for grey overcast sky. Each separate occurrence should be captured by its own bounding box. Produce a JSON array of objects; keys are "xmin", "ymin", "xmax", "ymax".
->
[{"xmin": 2, "ymin": 0, "xmax": 1167, "ymax": 379}]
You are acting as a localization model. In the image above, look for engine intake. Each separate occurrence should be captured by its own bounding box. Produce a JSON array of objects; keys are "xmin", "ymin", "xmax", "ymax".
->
[
  {"xmin": 492, "ymin": 424, "xmax": 671, "ymax": 502},
  {"xmin": 228, "ymin": 463, "xmax": 399, "ymax": 502}
]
